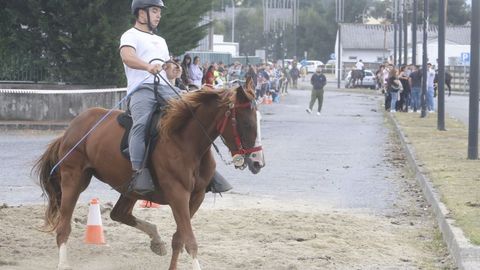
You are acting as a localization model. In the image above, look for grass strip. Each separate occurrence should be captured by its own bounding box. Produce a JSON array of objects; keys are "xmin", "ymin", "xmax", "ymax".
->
[{"xmin": 393, "ymin": 112, "xmax": 480, "ymax": 245}]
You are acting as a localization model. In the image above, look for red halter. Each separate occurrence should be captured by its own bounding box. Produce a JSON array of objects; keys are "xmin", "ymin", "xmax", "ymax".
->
[{"xmin": 216, "ymin": 101, "xmax": 263, "ymax": 156}]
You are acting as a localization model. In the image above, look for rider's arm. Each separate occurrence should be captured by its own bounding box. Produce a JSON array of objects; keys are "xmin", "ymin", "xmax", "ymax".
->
[{"xmin": 120, "ymin": 46, "xmax": 161, "ymax": 75}]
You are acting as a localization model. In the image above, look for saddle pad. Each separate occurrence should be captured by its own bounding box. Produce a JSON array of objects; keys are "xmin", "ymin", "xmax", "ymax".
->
[{"xmin": 117, "ymin": 107, "xmax": 163, "ymax": 160}]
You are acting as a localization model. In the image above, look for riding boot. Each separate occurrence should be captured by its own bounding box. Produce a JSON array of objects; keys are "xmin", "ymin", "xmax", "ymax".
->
[
  {"xmin": 127, "ymin": 168, "xmax": 156, "ymax": 197},
  {"xmin": 206, "ymin": 171, "xmax": 233, "ymax": 193}
]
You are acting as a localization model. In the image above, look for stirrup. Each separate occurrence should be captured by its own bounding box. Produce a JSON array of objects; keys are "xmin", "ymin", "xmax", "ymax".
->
[
  {"xmin": 127, "ymin": 169, "xmax": 156, "ymax": 196},
  {"xmin": 206, "ymin": 171, "xmax": 233, "ymax": 194}
]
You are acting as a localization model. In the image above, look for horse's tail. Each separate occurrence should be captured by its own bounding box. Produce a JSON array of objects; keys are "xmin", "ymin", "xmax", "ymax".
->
[{"xmin": 33, "ymin": 136, "xmax": 63, "ymax": 232}]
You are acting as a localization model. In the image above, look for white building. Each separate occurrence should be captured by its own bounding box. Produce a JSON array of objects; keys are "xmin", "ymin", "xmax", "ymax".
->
[
  {"xmin": 212, "ymin": 35, "xmax": 239, "ymax": 56},
  {"xmin": 335, "ymin": 24, "xmax": 471, "ymax": 77}
]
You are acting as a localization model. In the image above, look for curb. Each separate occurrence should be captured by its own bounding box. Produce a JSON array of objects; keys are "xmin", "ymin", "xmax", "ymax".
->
[
  {"xmin": 388, "ymin": 113, "xmax": 480, "ymax": 270},
  {"xmin": 0, "ymin": 121, "xmax": 68, "ymax": 131}
]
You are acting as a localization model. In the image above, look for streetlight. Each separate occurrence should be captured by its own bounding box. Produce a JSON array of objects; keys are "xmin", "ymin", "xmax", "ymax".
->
[{"xmin": 231, "ymin": 0, "xmax": 235, "ymax": 42}]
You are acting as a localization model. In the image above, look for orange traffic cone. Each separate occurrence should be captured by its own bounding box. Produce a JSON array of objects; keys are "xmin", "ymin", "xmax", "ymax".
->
[
  {"xmin": 84, "ymin": 198, "xmax": 106, "ymax": 245},
  {"xmin": 267, "ymin": 95, "xmax": 273, "ymax": 104},
  {"xmin": 139, "ymin": 200, "xmax": 161, "ymax": 208},
  {"xmin": 262, "ymin": 95, "xmax": 268, "ymax": 105}
]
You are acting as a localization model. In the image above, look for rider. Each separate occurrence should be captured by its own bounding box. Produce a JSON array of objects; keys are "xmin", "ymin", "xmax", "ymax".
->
[
  {"xmin": 120, "ymin": 0, "xmax": 231, "ymax": 195},
  {"xmin": 355, "ymin": 59, "xmax": 365, "ymax": 78}
]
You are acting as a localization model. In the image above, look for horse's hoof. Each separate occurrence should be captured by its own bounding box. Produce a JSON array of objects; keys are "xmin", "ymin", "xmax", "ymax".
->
[{"xmin": 151, "ymin": 240, "xmax": 167, "ymax": 256}]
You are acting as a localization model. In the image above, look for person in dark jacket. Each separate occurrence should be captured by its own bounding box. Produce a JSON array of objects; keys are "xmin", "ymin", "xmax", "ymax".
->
[
  {"xmin": 306, "ymin": 66, "xmax": 327, "ymax": 115},
  {"xmin": 290, "ymin": 62, "xmax": 300, "ymax": 89}
]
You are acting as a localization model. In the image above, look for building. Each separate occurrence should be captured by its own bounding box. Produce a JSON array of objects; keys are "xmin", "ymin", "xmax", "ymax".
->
[{"xmin": 335, "ymin": 23, "xmax": 471, "ymax": 76}]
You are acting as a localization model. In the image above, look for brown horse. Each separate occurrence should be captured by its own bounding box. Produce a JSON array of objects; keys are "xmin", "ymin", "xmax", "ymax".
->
[{"xmin": 34, "ymin": 81, "xmax": 264, "ymax": 270}]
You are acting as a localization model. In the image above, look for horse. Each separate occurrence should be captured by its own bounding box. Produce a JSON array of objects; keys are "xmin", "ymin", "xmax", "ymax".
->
[
  {"xmin": 347, "ymin": 69, "xmax": 364, "ymax": 88},
  {"xmin": 34, "ymin": 80, "xmax": 265, "ymax": 270},
  {"xmin": 434, "ymin": 71, "xmax": 453, "ymax": 96}
]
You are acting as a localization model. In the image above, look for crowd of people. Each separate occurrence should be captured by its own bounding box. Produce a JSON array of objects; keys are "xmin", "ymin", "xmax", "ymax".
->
[
  {"xmin": 375, "ymin": 63, "xmax": 451, "ymax": 113},
  {"xmin": 171, "ymin": 55, "xmax": 310, "ymax": 102}
]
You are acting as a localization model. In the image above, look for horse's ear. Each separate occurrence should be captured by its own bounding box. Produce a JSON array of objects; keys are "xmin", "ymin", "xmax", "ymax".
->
[{"xmin": 237, "ymin": 77, "xmax": 255, "ymax": 102}]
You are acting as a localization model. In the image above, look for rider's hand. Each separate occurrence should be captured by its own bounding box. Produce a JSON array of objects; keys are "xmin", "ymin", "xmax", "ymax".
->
[{"xmin": 147, "ymin": 63, "xmax": 162, "ymax": 75}]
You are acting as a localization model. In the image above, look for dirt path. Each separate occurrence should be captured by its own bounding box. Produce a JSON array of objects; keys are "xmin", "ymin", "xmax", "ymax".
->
[{"xmin": 0, "ymin": 144, "xmax": 454, "ymax": 270}]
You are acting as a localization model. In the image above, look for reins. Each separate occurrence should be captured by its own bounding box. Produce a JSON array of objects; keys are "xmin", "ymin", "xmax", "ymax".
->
[{"xmin": 48, "ymin": 69, "xmax": 250, "ymax": 177}]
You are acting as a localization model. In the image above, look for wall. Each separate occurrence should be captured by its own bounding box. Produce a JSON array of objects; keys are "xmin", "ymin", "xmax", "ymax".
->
[{"xmin": 0, "ymin": 89, "xmax": 127, "ymax": 121}]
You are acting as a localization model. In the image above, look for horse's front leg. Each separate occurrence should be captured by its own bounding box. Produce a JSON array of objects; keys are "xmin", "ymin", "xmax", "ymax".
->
[
  {"xmin": 110, "ymin": 195, "xmax": 167, "ymax": 256},
  {"xmin": 168, "ymin": 189, "xmax": 201, "ymax": 270}
]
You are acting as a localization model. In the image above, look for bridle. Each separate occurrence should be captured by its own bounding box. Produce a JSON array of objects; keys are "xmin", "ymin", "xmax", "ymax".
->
[{"xmin": 216, "ymin": 100, "xmax": 263, "ymax": 160}]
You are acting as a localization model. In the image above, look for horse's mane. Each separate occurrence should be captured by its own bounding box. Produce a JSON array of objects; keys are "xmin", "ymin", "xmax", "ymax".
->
[{"xmin": 159, "ymin": 88, "xmax": 232, "ymax": 140}]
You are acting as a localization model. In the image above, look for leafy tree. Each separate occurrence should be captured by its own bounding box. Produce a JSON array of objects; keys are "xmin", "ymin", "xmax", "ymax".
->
[
  {"xmin": 0, "ymin": 0, "xmax": 215, "ymax": 85},
  {"xmin": 160, "ymin": 0, "xmax": 213, "ymax": 56}
]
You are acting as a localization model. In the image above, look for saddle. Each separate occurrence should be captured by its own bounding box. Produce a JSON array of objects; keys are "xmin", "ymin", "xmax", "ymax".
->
[{"xmin": 117, "ymin": 104, "xmax": 164, "ymax": 161}]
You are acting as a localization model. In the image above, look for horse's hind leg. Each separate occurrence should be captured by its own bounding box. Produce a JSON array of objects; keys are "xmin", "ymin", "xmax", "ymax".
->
[
  {"xmin": 110, "ymin": 195, "xmax": 167, "ymax": 256},
  {"xmin": 56, "ymin": 167, "xmax": 91, "ymax": 270}
]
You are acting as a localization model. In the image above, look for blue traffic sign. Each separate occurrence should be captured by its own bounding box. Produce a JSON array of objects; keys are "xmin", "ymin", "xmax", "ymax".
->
[
  {"xmin": 330, "ymin": 53, "xmax": 336, "ymax": 60},
  {"xmin": 461, "ymin": 52, "xmax": 470, "ymax": 65}
]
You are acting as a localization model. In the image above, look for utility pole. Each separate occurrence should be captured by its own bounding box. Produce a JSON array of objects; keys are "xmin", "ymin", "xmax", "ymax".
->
[
  {"xmin": 336, "ymin": 0, "xmax": 344, "ymax": 89},
  {"xmin": 468, "ymin": 0, "xmax": 479, "ymax": 159},
  {"xmin": 420, "ymin": 0, "xmax": 428, "ymax": 118},
  {"xmin": 231, "ymin": 0, "xmax": 235, "ymax": 42},
  {"xmin": 399, "ymin": 0, "xmax": 403, "ymax": 67},
  {"xmin": 403, "ymin": 0, "xmax": 408, "ymax": 65},
  {"xmin": 437, "ymin": 0, "xmax": 446, "ymax": 130},
  {"xmin": 394, "ymin": 0, "xmax": 398, "ymax": 66},
  {"xmin": 412, "ymin": 0, "xmax": 417, "ymax": 65}
]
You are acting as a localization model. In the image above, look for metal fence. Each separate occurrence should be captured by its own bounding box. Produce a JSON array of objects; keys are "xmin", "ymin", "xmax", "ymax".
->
[{"xmin": 0, "ymin": 55, "xmax": 50, "ymax": 83}]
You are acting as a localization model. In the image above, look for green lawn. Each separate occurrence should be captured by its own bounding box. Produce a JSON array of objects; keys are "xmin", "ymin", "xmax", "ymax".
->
[{"xmin": 393, "ymin": 113, "xmax": 480, "ymax": 245}]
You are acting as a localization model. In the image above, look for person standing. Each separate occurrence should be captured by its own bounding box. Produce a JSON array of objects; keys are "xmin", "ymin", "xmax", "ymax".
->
[
  {"xmin": 180, "ymin": 54, "xmax": 192, "ymax": 88},
  {"xmin": 398, "ymin": 65, "xmax": 411, "ymax": 112},
  {"xmin": 189, "ymin": 56, "xmax": 203, "ymax": 89},
  {"xmin": 426, "ymin": 63, "xmax": 436, "ymax": 112},
  {"xmin": 306, "ymin": 66, "xmax": 327, "ymax": 116},
  {"xmin": 289, "ymin": 62, "xmax": 300, "ymax": 89},
  {"xmin": 203, "ymin": 64, "xmax": 216, "ymax": 88},
  {"xmin": 408, "ymin": 65, "xmax": 422, "ymax": 113},
  {"xmin": 387, "ymin": 68, "xmax": 402, "ymax": 113}
]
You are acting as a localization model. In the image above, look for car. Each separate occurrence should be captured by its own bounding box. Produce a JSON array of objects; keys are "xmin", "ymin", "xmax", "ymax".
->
[
  {"xmin": 344, "ymin": 69, "xmax": 377, "ymax": 89},
  {"xmin": 304, "ymin": 60, "xmax": 324, "ymax": 73}
]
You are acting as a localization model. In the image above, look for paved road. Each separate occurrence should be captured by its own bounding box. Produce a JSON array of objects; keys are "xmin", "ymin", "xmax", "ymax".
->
[
  {"xmin": 444, "ymin": 94, "xmax": 478, "ymax": 126},
  {"xmin": 0, "ymin": 89, "xmax": 402, "ymax": 214}
]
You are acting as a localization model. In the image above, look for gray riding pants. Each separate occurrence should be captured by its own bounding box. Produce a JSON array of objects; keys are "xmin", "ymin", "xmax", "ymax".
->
[
  {"xmin": 129, "ymin": 88, "xmax": 157, "ymax": 170},
  {"xmin": 128, "ymin": 83, "xmax": 178, "ymax": 170}
]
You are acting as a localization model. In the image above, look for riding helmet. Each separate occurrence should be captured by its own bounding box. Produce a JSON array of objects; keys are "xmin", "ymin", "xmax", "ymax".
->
[{"xmin": 131, "ymin": 0, "xmax": 165, "ymax": 15}]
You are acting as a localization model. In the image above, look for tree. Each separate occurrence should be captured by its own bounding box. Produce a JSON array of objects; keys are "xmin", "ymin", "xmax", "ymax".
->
[
  {"xmin": 160, "ymin": 0, "xmax": 213, "ymax": 56},
  {"xmin": 0, "ymin": 0, "xmax": 215, "ymax": 85}
]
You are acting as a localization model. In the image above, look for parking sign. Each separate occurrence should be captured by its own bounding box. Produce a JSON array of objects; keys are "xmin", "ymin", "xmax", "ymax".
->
[{"xmin": 461, "ymin": 52, "xmax": 470, "ymax": 65}]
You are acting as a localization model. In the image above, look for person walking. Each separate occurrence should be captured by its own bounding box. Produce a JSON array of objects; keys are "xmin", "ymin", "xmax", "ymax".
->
[{"xmin": 306, "ymin": 66, "xmax": 327, "ymax": 116}]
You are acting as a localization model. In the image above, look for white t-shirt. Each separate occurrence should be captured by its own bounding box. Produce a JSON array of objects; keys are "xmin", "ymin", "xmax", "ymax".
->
[
  {"xmin": 120, "ymin": 28, "xmax": 170, "ymax": 94},
  {"xmin": 427, "ymin": 68, "xmax": 435, "ymax": 88},
  {"xmin": 355, "ymin": 61, "xmax": 364, "ymax": 70}
]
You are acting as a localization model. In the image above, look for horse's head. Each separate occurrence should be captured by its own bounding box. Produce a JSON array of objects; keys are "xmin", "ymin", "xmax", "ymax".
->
[{"xmin": 217, "ymin": 78, "xmax": 265, "ymax": 174}]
